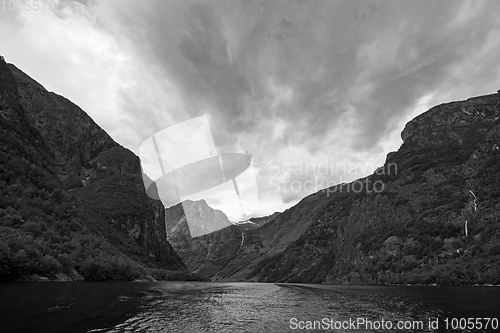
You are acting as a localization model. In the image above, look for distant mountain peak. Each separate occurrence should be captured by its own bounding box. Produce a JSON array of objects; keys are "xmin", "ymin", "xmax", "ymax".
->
[{"xmin": 168, "ymin": 90, "xmax": 500, "ymax": 284}]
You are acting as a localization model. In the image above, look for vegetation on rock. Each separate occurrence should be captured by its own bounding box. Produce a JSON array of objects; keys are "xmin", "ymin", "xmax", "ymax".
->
[
  {"xmin": 0, "ymin": 57, "xmax": 197, "ymax": 281},
  {"xmin": 166, "ymin": 92, "xmax": 500, "ymax": 285}
]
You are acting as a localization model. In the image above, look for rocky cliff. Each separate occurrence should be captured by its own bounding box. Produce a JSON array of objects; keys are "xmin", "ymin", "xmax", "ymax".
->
[
  {"xmin": 165, "ymin": 200, "xmax": 266, "ymax": 278},
  {"xmin": 0, "ymin": 57, "xmax": 189, "ymax": 281},
  {"xmin": 166, "ymin": 91, "xmax": 500, "ymax": 285}
]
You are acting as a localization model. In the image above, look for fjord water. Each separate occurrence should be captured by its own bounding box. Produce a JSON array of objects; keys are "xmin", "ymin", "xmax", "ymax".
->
[{"xmin": 0, "ymin": 282, "xmax": 499, "ymax": 333}]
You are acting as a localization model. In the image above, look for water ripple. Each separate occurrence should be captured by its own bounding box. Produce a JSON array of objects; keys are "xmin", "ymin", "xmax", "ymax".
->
[{"xmin": 103, "ymin": 282, "xmax": 444, "ymax": 333}]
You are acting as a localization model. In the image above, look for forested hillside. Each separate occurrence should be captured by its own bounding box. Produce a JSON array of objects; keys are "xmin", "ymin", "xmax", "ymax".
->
[
  {"xmin": 0, "ymin": 56, "xmax": 196, "ymax": 281},
  {"xmin": 166, "ymin": 91, "xmax": 500, "ymax": 285}
]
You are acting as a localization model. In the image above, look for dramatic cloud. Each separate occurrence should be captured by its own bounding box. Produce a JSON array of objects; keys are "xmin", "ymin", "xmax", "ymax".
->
[{"xmin": 1, "ymin": 0, "xmax": 500, "ymax": 218}]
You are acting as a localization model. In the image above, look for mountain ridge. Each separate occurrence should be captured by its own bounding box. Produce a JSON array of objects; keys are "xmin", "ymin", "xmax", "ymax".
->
[
  {"xmin": 166, "ymin": 90, "xmax": 500, "ymax": 285},
  {"xmin": 0, "ymin": 57, "xmax": 197, "ymax": 281}
]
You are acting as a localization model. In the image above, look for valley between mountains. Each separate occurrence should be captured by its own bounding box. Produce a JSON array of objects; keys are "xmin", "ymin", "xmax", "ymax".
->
[
  {"xmin": 2, "ymin": 56, "xmax": 500, "ymax": 285},
  {"xmin": 166, "ymin": 90, "xmax": 500, "ymax": 285}
]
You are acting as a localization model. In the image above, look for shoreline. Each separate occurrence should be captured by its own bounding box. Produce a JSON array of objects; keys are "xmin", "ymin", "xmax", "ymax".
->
[{"xmin": 5, "ymin": 277, "xmax": 500, "ymax": 287}]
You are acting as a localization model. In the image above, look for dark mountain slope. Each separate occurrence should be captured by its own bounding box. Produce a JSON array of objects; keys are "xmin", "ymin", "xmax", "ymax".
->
[
  {"xmin": 165, "ymin": 200, "xmax": 248, "ymax": 278},
  {"xmin": 250, "ymin": 92, "xmax": 500, "ymax": 285},
  {"xmin": 0, "ymin": 56, "xmax": 190, "ymax": 281},
  {"xmin": 7, "ymin": 63, "xmax": 117, "ymax": 189},
  {"xmin": 166, "ymin": 91, "xmax": 500, "ymax": 285}
]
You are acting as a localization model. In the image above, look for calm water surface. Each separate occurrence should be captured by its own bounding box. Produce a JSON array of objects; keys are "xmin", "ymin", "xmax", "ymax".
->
[{"xmin": 0, "ymin": 282, "xmax": 499, "ymax": 332}]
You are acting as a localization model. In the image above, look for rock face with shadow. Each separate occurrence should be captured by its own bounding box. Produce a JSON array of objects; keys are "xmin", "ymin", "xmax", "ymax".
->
[
  {"xmin": 167, "ymin": 91, "xmax": 500, "ymax": 285},
  {"xmin": 165, "ymin": 200, "xmax": 265, "ymax": 278},
  {"xmin": 0, "ymin": 57, "xmax": 186, "ymax": 280}
]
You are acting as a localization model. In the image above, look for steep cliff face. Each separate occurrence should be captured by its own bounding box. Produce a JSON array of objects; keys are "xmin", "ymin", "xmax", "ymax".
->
[
  {"xmin": 165, "ymin": 200, "xmax": 249, "ymax": 278},
  {"xmin": 253, "ymin": 92, "xmax": 500, "ymax": 285},
  {"xmin": 8, "ymin": 64, "xmax": 117, "ymax": 188},
  {"xmin": 0, "ymin": 57, "xmax": 186, "ymax": 280},
  {"xmin": 167, "ymin": 91, "xmax": 500, "ymax": 285}
]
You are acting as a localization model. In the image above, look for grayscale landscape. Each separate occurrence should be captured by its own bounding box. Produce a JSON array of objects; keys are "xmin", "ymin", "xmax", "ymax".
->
[{"xmin": 1, "ymin": 0, "xmax": 500, "ymax": 332}]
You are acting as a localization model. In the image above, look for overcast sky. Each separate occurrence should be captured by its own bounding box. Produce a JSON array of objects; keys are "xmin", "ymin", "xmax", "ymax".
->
[{"xmin": 1, "ymin": 0, "xmax": 500, "ymax": 220}]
